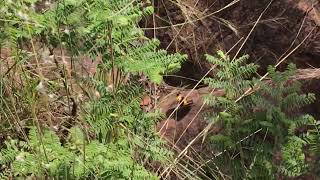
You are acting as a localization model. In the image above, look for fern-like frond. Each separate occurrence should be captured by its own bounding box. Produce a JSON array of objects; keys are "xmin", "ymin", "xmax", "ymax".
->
[{"xmin": 279, "ymin": 136, "xmax": 309, "ymax": 177}]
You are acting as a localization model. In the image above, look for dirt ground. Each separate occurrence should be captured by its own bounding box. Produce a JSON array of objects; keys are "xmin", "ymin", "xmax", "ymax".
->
[
  {"xmin": 142, "ymin": 0, "xmax": 319, "ymax": 113},
  {"xmin": 144, "ymin": 0, "xmax": 319, "ymax": 74}
]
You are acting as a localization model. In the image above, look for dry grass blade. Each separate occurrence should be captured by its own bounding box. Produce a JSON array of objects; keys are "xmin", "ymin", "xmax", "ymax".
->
[{"xmin": 142, "ymin": 0, "xmax": 241, "ymax": 30}]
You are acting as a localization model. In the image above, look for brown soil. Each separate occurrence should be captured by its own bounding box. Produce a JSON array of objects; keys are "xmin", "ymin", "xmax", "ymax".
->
[
  {"xmin": 144, "ymin": 0, "xmax": 319, "ymax": 72},
  {"xmin": 142, "ymin": 0, "xmax": 320, "ymax": 86},
  {"xmin": 156, "ymin": 86, "xmax": 224, "ymax": 147}
]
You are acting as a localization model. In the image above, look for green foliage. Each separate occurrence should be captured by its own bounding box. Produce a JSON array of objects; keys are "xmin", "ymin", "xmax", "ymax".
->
[
  {"xmin": 204, "ymin": 51, "xmax": 258, "ymax": 119},
  {"xmin": 305, "ymin": 121, "xmax": 320, "ymax": 174},
  {"xmin": 86, "ymin": 82, "xmax": 166, "ymax": 144},
  {"xmin": 87, "ymin": 83, "xmax": 143, "ymax": 142},
  {"xmin": 204, "ymin": 51, "xmax": 258, "ymax": 100},
  {"xmin": 85, "ymin": 80, "xmax": 173, "ymax": 177},
  {"xmin": 0, "ymin": 126, "xmax": 158, "ymax": 179},
  {"xmin": 203, "ymin": 51, "xmax": 316, "ymax": 179},
  {"xmin": 280, "ymin": 136, "xmax": 308, "ymax": 177},
  {"xmin": 117, "ymin": 39, "xmax": 186, "ymax": 84}
]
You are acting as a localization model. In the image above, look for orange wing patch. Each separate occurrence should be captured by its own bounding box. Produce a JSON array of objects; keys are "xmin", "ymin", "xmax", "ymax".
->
[{"xmin": 176, "ymin": 93, "xmax": 193, "ymax": 106}]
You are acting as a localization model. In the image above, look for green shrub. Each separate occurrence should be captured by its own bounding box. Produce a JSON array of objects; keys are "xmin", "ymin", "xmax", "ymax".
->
[{"xmin": 204, "ymin": 51, "xmax": 316, "ymax": 179}]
